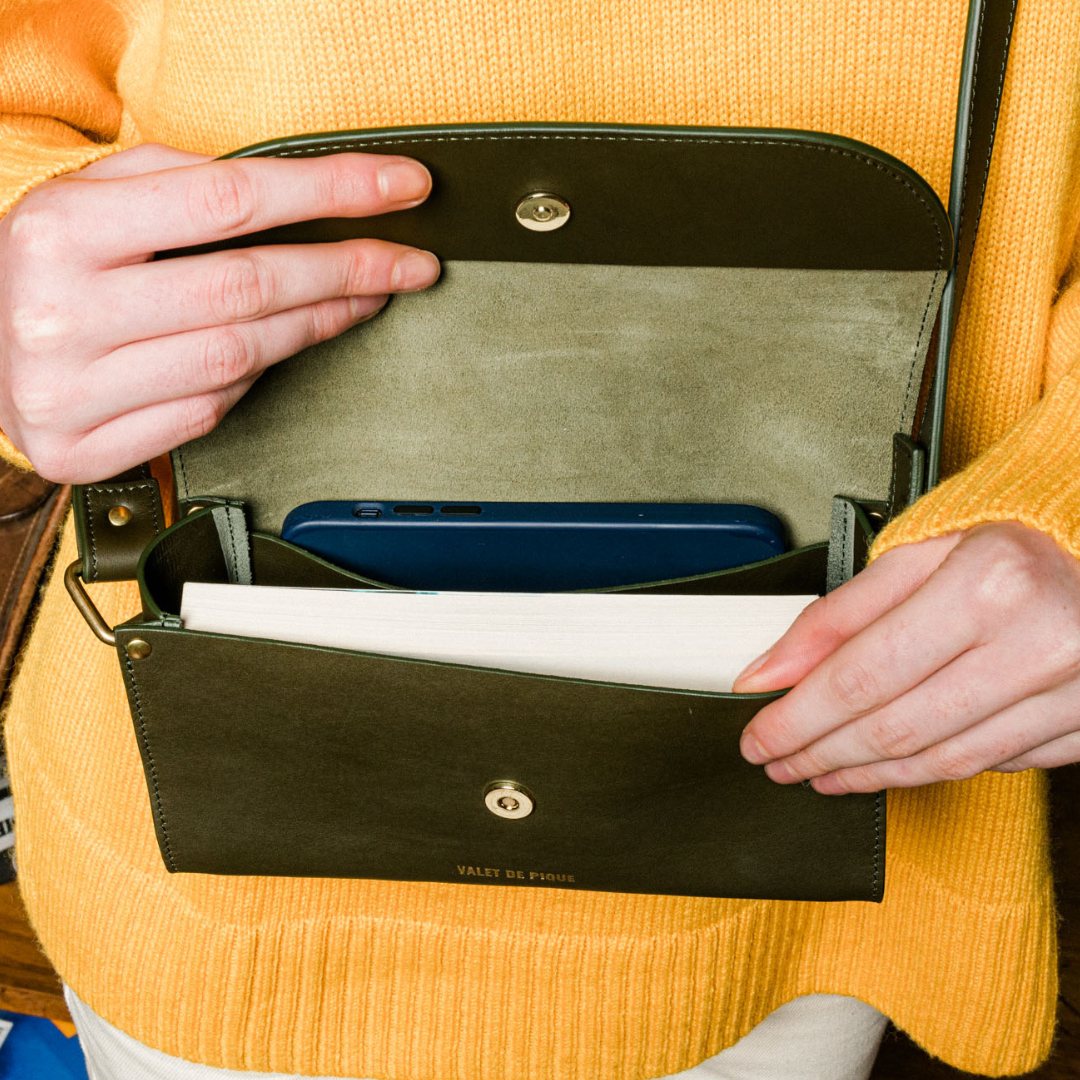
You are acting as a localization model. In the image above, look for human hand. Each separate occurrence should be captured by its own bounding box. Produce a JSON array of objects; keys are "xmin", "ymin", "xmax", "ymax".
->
[
  {"xmin": 733, "ymin": 521, "xmax": 1080, "ymax": 792},
  {"xmin": 0, "ymin": 143, "xmax": 440, "ymax": 481}
]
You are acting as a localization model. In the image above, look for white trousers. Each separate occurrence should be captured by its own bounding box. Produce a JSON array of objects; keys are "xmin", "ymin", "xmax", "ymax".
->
[{"xmin": 65, "ymin": 986, "xmax": 888, "ymax": 1080}]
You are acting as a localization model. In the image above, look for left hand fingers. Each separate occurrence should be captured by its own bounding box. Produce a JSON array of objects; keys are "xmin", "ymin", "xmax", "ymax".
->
[
  {"xmin": 732, "ymin": 532, "xmax": 962, "ymax": 697},
  {"xmin": 993, "ymin": 732, "xmax": 1080, "ymax": 773},
  {"xmin": 763, "ymin": 638, "xmax": 1044, "ymax": 783},
  {"xmin": 739, "ymin": 539, "xmax": 983, "ymax": 764},
  {"xmin": 808, "ymin": 685, "xmax": 1079, "ymax": 792}
]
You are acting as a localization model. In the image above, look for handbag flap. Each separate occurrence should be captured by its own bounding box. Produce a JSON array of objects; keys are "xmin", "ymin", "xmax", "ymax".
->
[{"xmin": 169, "ymin": 123, "xmax": 950, "ymax": 546}]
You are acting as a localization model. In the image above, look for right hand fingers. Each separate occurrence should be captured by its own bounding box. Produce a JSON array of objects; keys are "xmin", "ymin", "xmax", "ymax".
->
[
  {"xmin": 45, "ymin": 150, "xmax": 433, "ymax": 265},
  {"xmin": 77, "ymin": 238, "xmax": 438, "ymax": 348},
  {"xmin": 25, "ymin": 293, "xmax": 385, "ymax": 477},
  {"xmin": 75, "ymin": 143, "xmax": 213, "ymax": 180},
  {"xmin": 57, "ymin": 376, "xmax": 263, "ymax": 483},
  {"xmin": 0, "ymin": 144, "xmax": 439, "ymax": 481}
]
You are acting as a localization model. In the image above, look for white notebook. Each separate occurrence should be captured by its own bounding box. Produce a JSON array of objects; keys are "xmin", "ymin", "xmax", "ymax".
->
[{"xmin": 180, "ymin": 584, "xmax": 816, "ymax": 692}]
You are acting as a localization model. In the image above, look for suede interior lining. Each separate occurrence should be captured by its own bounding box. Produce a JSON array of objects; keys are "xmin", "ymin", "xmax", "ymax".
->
[{"xmin": 174, "ymin": 262, "xmax": 944, "ymax": 547}]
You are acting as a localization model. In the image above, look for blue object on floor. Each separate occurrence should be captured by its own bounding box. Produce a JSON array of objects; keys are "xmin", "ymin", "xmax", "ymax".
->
[{"xmin": 0, "ymin": 1009, "xmax": 88, "ymax": 1080}]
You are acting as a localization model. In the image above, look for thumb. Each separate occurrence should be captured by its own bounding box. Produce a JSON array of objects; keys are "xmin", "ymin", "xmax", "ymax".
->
[{"xmin": 731, "ymin": 531, "xmax": 963, "ymax": 693}]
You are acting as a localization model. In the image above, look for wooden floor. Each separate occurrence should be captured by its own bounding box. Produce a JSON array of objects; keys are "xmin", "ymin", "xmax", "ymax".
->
[
  {"xmin": 0, "ymin": 878, "xmax": 68, "ymax": 1023},
  {"xmin": 1, "ymin": 770, "xmax": 1078, "ymax": 1075}
]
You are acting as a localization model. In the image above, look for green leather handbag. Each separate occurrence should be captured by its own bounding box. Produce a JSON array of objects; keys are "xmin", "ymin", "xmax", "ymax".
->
[{"xmin": 65, "ymin": 0, "xmax": 1016, "ymax": 903}]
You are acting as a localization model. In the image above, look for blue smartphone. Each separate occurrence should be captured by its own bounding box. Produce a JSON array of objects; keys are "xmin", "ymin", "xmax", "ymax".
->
[{"xmin": 280, "ymin": 501, "xmax": 787, "ymax": 591}]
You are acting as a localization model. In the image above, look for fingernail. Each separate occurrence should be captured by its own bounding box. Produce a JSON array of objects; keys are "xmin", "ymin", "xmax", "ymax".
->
[
  {"xmin": 348, "ymin": 295, "xmax": 387, "ymax": 320},
  {"xmin": 764, "ymin": 759, "xmax": 798, "ymax": 783},
  {"xmin": 741, "ymin": 733, "xmax": 772, "ymax": 765},
  {"xmin": 735, "ymin": 649, "xmax": 772, "ymax": 686},
  {"xmin": 378, "ymin": 161, "xmax": 432, "ymax": 203},
  {"xmin": 391, "ymin": 250, "xmax": 440, "ymax": 291}
]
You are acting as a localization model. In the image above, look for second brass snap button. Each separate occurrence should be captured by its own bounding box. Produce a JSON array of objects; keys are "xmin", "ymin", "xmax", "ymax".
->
[{"xmin": 484, "ymin": 781, "xmax": 534, "ymax": 819}]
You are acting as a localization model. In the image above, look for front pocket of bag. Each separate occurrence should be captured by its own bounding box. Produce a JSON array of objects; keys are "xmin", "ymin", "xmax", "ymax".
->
[
  {"xmin": 124, "ymin": 509, "xmax": 882, "ymax": 901},
  {"xmin": 115, "ymin": 621, "xmax": 881, "ymax": 901}
]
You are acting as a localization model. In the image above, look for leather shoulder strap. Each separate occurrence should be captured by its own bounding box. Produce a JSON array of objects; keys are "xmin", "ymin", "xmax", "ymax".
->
[{"xmin": 920, "ymin": 0, "xmax": 1018, "ymax": 487}]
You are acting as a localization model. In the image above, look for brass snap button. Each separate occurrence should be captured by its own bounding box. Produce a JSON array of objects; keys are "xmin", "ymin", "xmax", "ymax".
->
[
  {"xmin": 484, "ymin": 781, "xmax": 534, "ymax": 819},
  {"xmin": 515, "ymin": 193, "xmax": 571, "ymax": 232},
  {"xmin": 126, "ymin": 638, "xmax": 152, "ymax": 660},
  {"xmin": 108, "ymin": 505, "xmax": 132, "ymax": 527}
]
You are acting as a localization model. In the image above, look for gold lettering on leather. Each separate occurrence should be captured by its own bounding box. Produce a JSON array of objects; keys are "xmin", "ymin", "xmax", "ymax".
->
[
  {"xmin": 528, "ymin": 870, "xmax": 576, "ymax": 883},
  {"xmin": 457, "ymin": 865, "xmax": 575, "ymax": 883}
]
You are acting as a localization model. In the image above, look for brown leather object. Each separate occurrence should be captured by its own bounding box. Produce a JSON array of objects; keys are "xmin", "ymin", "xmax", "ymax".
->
[{"xmin": 0, "ymin": 461, "xmax": 70, "ymax": 712}]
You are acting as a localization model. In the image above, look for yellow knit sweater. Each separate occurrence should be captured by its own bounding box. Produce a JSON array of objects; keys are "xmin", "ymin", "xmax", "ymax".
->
[{"xmin": 1, "ymin": 1, "xmax": 1078, "ymax": 1077}]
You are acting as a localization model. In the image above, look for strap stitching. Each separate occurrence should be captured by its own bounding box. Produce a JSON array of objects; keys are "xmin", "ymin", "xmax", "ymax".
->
[
  {"xmin": 223, "ymin": 506, "xmax": 241, "ymax": 582},
  {"xmin": 844, "ymin": 500, "xmax": 852, "ymax": 583},
  {"xmin": 899, "ymin": 268, "xmax": 945, "ymax": 432},
  {"xmin": 872, "ymin": 789, "xmax": 884, "ymax": 900},
  {"xmin": 124, "ymin": 651, "xmax": 178, "ymax": 872},
  {"xmin": 175, "ymin": 448, "xmax": 190, "ymax": 501},
  {"xmin": 83, "ymin": 491, "xmax": 99, "ymax": 580},
  {"xmin": 84, "ymin": 482, "xmax": 162, "ymax": 581},
  {"xmin": 961, "ymin": 0, "xmax": 1017, "ymax": 276},
  {"xmin": 888, "ymin": 435, "xmax": 903, "ymax": 516},
  {"xmin": 920, "ymin": 1, "xmax": 1014, "ymax": 469},
  {"xmin": 959, "ymin": 0, "xmax": 989, "ymax": 265},
  {"xmin": 828, "ymin": 497, "xmax": 853, "ymax": 593}
]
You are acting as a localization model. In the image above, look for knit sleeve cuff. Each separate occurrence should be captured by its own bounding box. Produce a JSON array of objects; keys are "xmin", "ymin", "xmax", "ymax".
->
[
  {"xmin": 872, "ymin": 360, "xmax": 1080, "ymax": 562},
  {"xmin": 0, "ymin": 119, "xmax": 121, "ymax": 218},
  {"xmin": 0, "ymin": 428, "xmax": 33, "ymax": 471}
]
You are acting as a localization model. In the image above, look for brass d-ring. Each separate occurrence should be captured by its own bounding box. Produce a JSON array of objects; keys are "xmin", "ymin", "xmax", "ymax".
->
[{"xmin": 64, "ymin": 559, "xmax": 116, "ymax": 647}]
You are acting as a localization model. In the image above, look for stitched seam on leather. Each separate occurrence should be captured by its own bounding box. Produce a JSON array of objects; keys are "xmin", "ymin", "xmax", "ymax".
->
[
  {"xmin": 272, "ymin": 133, "xmax": 947, "ymax": 269},
  {"xmin": 224, "ymin": 507, "xmax": 240, "ymax": 582},
  {"xmin": 962, "ymin": 0, "xmax": 1016, "ymax": 277},
  {"xmin": 83, "ymin": 490, "xmax": 99, "ymax": 580},
  {"xmin": 124, "ymin": 650, "xmax": 178, "ymax": 872},
  {"xmin": 85, "ymin": 482, "xmax": 161, "ymax": 581},
  {"xmin": 175, "ymin": 448, "xmax": 191, "ymax": 502},
  {"xmin": 828, "ymin": 498, "xmax": 853, "ymax": 593},
  {"xmin": 915, "ymin": 6, "xmax": 1012, "ymax": 464},
  {"xmin": 844, "ymin": 500, "xmax": 852, "ymax": 583},
  {"xmin": 955, "ymin": 0, "xmax": 988, "ymax": 258},
  {"xmin": 899, "ymin": 268, "xmax": 945, "ymax": 432},
  {"xmin": 90, "ymin": 481, "xmax": 163, "ymax": 532},
  {"xmin": 148, "ymin": 485, "xmax": 162, "ymax": 536},
  {"xmin": 872, "ymin": 790, "xmax": 884, "ymax": 901},
  {"xmin": 888, "ymin": 436, "xmax": 902, "ymax": 516}
]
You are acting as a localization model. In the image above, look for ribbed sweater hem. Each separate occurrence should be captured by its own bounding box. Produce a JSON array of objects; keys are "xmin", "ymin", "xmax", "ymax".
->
[{"xmin": 8, "ymin": 723, "xmax": 1056, "ymax": 1080}]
